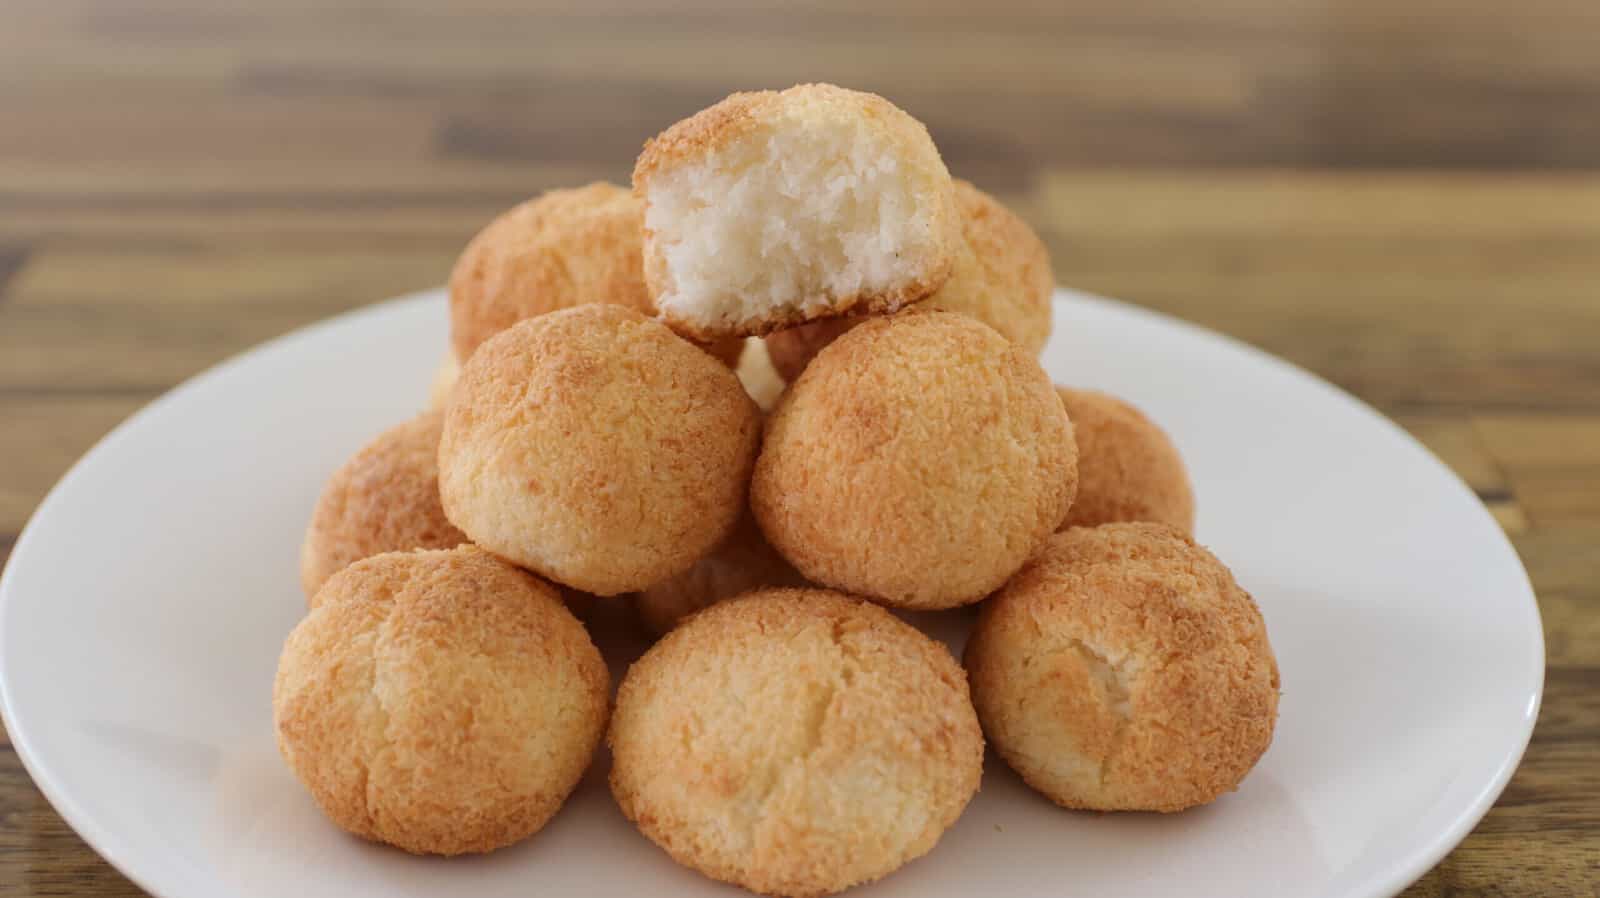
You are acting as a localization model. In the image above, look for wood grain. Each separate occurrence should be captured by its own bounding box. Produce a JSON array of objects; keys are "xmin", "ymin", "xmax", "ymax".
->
[{"xmin": 0, "ymin": 0, "xmax": 1596, "ymax": 895}]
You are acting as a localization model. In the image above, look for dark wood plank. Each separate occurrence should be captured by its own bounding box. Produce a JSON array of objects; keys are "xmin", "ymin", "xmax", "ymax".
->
[{"xmin": 0, "ymin": 247, "xmax": 26, "ymax": 301}]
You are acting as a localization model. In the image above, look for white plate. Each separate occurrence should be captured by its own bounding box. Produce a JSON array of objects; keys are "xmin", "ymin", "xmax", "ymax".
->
[{"xmin": 0, "ymin": 288, "xmax": 1543, "ymax": 898}]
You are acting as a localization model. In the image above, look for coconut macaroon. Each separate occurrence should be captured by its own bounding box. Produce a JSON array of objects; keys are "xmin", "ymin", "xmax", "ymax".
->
[
  {"xmin": 610, "ymin": 589, "xmax": 983, "ymax": 898},
  {"xmin": 766, "ymin": 179, "xmax": 1054, "ymax": 381},
  {"xmin": 965, "ymin": 523, "xmax": 1279, "ymax": 813},
  {"xmin": 1057, "ymin": 387, "xmax": 1196, "ymax": 533},
  {"xmin": 634, "ymin": 511, "xmax": 804, "ymax": 635},
  {"xmin": 438, "ymin": 305, "xmax": 760, "ymax": 596},
  {"xmin": 752, "ymin": 311, "xmax": 1077, "ymax": 609},
  {"xmin": 275, "ymin": 546, "xmax": 609, "ymax": 855},
  {"xmin": 299, "ymin": 411, "xmax": 467, "ymax": 600},
  {"xmin": 449, "ymin": 182, "xmax": 743, "ymax": 366},
  {"xmin": 448, "ymin": 182, "xmax": 652, "ymax": 362},
  {"xmin": 634, "ymin": 84, "xmax": 961, "ymax": 340}
]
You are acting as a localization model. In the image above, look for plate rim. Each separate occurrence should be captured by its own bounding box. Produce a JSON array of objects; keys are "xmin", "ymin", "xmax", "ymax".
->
[{"xmin": 0, "ymin": 286, "xmax": 1545, "ymax": 898}]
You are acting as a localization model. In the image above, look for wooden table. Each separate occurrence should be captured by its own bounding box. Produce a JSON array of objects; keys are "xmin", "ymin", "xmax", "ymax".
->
[{"xmin": 2, "ymin": 1, "xmax": 1596, "ymax": 894}]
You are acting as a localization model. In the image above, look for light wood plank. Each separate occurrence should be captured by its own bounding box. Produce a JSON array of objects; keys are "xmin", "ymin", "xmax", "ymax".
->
[
  {"xmin": 0, "ymin": 96, "xmax": 438, "ymax": 165},
  {"xmin": 1476, "ymin": 416, "xmax": 1600, "ymax": 524},
  {"xmin": 1395, "ymin": 415, "xmax": 1512, "ymax": 497}
]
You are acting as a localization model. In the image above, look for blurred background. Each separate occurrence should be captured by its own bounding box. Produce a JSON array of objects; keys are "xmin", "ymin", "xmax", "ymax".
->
[{"xmin": 1, "ymin": 1, "xmax": 1596, "ymax": 895}]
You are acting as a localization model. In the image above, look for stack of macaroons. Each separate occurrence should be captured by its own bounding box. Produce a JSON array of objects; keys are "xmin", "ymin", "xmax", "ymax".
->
[{"xmin": 275, "ymin": 82, "xmax": 1278, "ymax": 897}]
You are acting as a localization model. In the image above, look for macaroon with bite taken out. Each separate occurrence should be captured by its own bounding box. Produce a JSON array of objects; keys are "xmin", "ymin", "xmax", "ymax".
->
[{"xmin": 634, "ymin": 84, "xmax": 962, "ymax": 340}]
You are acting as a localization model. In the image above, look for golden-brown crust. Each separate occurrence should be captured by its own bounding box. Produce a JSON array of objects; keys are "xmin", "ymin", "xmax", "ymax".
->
[
  {"xmin": 449, "ymin": 182, "xmax": 742, "ymax": 364},
  {"xmin": 276, "ymin": 547, "xmax": 610, "ymax": 855},
  {"xmin": 633, "ymin": 510, "xmax": 807, "ymax": 635},
  {"xmin": 1056, "ymin": 387, "xmax": 1196, "ymax": 533},
  {"xmin": 438, "ymin": 305, "xmax": 761, "ymax": 596},
  {"xmin": 448, "ymin": 182, "xmax": 653, "ymax": 361},
  {"xmin": 752, "ymin": 311, "xmax": 1077, "ymax": 609},
  {"xmin": 609, "ymin": 588, "xmax": 984, "ymax": 898},
  {"xmin": 635, "ymin": 84, "xmax": 960, "ymax": 340},
  {"xmin": 965, "ymin": 523, "xmax": 1279, "ymax": 813},
  {"xmin": 633, "ymin": 90, "xmax": 778, "ymax": 187},
  {"xmin": 299, "ymin": 411, "xmax": 468, "ymax": 601},
  {"xmin": 765, "ymin": 179, "xmax": 1054, "ymax": 381},
  {"xmin": 953, "ymin": 179, "xmax": 1055, "ymax": 353}
]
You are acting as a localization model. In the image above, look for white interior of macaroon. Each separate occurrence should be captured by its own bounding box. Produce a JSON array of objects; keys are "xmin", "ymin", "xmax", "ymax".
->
[{"xmin": 646, "ymin": 116, "xmax": 938, "ymax": 329}]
